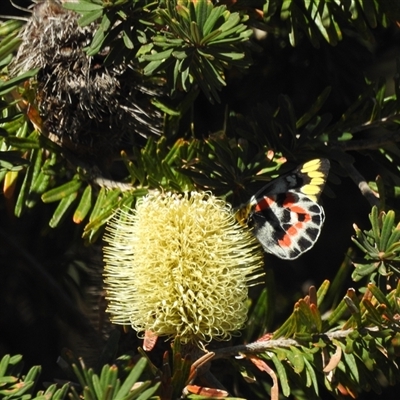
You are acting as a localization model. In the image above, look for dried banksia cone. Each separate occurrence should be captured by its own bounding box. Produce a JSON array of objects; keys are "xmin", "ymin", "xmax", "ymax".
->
[
  {"xmin": 103, "ymin": 191, "xmax": 264, "ymax": 346},
  {"xmin": 10, "ymin": 0, "xmax": 163, "ymax": 159}
]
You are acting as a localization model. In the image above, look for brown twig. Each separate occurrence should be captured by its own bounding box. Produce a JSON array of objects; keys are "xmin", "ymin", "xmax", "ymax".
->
[
  {"xmin": 331, "ymin": 130, "xmax": 400, "ymax": 151},
  {"xmin": 340, "ymin": 162, "xmax": 380, "ymax": 207},
  {"xmin": 211, "ymin": 329, "xmax": 355, "ymax": 360},
  {"xmin": 345, "ymin": 115, "xmax": 400, "ymax": 134}
]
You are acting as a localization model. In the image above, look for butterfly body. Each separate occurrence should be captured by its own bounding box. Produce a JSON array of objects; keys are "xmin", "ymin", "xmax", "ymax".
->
[{"xmin": 237, "ymin": 159, "xmax": 330, "ymax": 259}]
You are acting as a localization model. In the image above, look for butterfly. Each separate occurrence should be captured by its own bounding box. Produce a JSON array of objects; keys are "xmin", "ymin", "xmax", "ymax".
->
[{"xmin": 236, "ymin": 159, "xmax": 330, "ymax": 259}]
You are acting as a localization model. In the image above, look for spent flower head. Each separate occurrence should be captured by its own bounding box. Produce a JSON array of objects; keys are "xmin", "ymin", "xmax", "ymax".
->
[{"xmin": 103, "ymin": 191, "xmax": 264, "ymax": 345}]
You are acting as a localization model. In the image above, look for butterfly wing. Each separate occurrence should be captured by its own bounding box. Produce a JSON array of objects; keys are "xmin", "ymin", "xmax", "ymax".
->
[
  {"xmin": 249, "ymin": 192, "xmax": 325, "ymax": 259},
  {"xmin": 252, "ymin": 158, "xmax": 330, "ymax": 200},
  {"xmin": 240, "ymin": 159, "xmax": 330, "ymax": 259}
]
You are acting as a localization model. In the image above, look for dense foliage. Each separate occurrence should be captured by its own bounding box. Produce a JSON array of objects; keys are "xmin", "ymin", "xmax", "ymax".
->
[{"xmin": 1, "ymin": 0, "xmax": 400, "ymax": 399}]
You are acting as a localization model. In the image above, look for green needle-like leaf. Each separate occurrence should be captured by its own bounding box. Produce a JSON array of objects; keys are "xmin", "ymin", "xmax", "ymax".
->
[
  {"xmin": 42, "ymin": 179, "xmax": 83, "ymax": 203},
  {"xmin": 386, "ymin": 222, "xmax": 400, "ymax": 250},
  {"xmin": 73, "ymin": 184, "xmax": 93, "ymax": 224},
  {"xmin": 0, "ymin": 68, "xmax": 39, "ymax": 96},
  {"xmin": 270, "ymin": 353, "xmax": 290, "ymax": 397},
  {"xmin": 49, "ymin": 191, "xmax": 78, "ymax": 228},
  {"xmin": 114, "ymin": 358, "xmax": 148, "ymax": 400},
  {"xmin": 380, "ymin": 210, "xmax": 395, "ymax": 251}
]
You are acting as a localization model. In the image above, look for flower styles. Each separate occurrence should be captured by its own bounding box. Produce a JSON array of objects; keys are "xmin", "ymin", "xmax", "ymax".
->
[{"xmin": 103, "ymin": 191, "xmax": 264, "ymax": 345}]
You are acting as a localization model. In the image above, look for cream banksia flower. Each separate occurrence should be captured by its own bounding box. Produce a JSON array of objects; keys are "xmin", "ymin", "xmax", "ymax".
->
[{"xmin": 103, "ymin": 191, "xmax": 264, "ymax": 345}]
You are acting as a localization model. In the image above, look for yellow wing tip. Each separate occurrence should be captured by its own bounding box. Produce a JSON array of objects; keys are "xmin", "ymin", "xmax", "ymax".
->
[
  {"xmin": 300, "ymin": 158, "xmax": 330, "ymax": 199},
  {"xmin": 301, "ymin": 158, "xmax": 330, "ymax": 173}
]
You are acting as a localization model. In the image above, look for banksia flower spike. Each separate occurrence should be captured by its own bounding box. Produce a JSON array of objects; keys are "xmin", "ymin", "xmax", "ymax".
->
[{"xmin": 103, "ymin": 191, "xmax": 264, "ymax": 346}]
